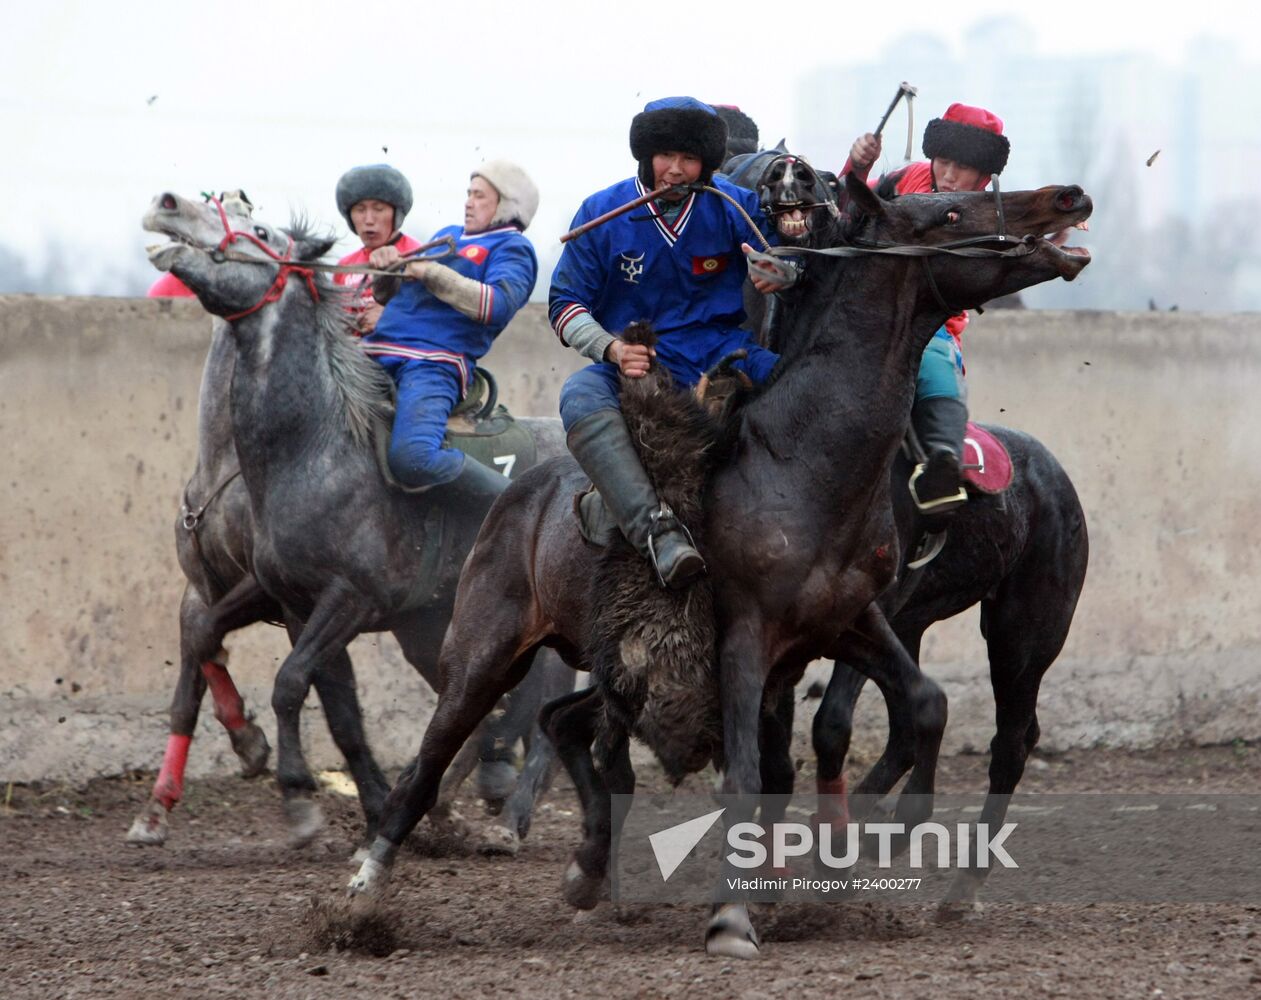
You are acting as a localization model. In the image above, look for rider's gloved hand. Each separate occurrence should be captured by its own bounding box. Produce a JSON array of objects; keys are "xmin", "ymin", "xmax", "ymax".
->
[{"xmin": 742, "ymin": 244, "xmax": 800, "ymax": 294}]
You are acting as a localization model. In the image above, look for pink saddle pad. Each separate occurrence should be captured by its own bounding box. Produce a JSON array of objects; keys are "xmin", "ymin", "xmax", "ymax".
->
[{"xmin": 961, "ymin": 423, "xmax": 1013, "ymax": 494}]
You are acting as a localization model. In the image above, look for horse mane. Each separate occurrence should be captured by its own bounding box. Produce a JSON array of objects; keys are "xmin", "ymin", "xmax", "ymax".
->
[{"xmin": 283, "ymin": 216, "xmax": 395, "ymax": 450}]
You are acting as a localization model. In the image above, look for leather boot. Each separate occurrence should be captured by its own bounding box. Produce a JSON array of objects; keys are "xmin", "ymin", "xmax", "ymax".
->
[
  {"xmin": 909, "ymin": 396, "xmax": 969, "ymax": 525},
  {"xmin": 439, "ymin": 454, "xmax": 510, "ymax": 510},
  {"xmin": 566, "ymin": 408, "xmax": 706, "ymax": 589}
]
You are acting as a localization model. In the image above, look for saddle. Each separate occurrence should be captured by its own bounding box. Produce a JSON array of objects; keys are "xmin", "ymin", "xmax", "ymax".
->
[
  {"xmin": 959, "ymin": 423, "xmax": 1014, "ymax": 494},
  {"xmin": 372, "ymin": 368, "xmax": 537, "ymax": 493},
  {"xmin": 443, "ymin": 369, "xmax": 538, "ymax": 480}
]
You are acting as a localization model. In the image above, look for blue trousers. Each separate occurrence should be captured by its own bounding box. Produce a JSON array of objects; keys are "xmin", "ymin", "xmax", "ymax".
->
[
  {"xmin": 375, "ymin": 356, "xmax": 465, "ymax": 487},
  {"xmin": 916, "ymin": 327, "xmax": 967, "ymax": 404},
  {"xmin": 559, "ymin": 333, "xmax": 780, "ymax": 431}
]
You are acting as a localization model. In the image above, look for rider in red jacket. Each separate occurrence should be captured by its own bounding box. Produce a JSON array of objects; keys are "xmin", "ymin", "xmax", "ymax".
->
[
  {"xmin": 332, "ymin": 165, "xmax": 424, "ymax": 333},
  {"xmin": 841, "ymin": 104, "xmax": 1010, "ymax": 524}
]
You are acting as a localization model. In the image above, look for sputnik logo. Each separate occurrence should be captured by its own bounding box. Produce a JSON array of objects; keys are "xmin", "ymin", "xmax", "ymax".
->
[{"xmin": 648, "ymin": 807, "xmax": 725, "ymax": 881}]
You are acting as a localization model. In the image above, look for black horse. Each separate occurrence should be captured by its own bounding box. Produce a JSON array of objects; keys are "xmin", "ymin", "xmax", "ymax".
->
[
  {"xmin": 345, "ymin": 173, "xmax": 1093, "ymax": 958},
  {"xmin": 141, "ymin": 193, "xmax": 571, "ymax": 850},
  {"xmin": 727, "ymin": 151, "xmax": 1091, "ymax": 915}
]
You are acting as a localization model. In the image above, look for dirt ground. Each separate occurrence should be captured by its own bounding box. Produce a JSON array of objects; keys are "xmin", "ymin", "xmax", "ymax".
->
[{"xmin": 4, "ymin": 744, "xmax": 1260, "ymax": 999}]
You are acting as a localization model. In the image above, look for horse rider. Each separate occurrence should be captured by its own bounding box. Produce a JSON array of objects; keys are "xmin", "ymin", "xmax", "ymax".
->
[
  {"xmin": 550, "ymin": 95, "xmax": 794, "ymax": 590},
  {"xmin": 333, "ymin": 164, "xmax": 425, "ymax": 333},
  {"xmin": 712, "ymin": 104, "xmax": 760, "ymax": 161},
  {"xmin": 841, "ymin": 103, "xmax": 1011, "ymax": 524},
  {"xmin": 148, "ymin": 190, "xmax": 254, "ymax": 298},
  {"xmin": 361, "ymin": 160, "xmax": 540, "ymax": 504}
]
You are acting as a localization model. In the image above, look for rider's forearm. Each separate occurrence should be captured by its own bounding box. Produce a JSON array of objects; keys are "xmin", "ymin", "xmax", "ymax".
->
[
  {"xmin": 560, "ymin": 311, "xmax": 616, "ymax": 363},
  {"xmin": 418, "ymin": 265, "xmax": 493, "ymax": 322}
]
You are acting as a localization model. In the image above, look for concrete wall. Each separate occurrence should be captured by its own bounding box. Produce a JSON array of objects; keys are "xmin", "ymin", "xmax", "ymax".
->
[{"xmin": 1, "ymin": 296, "xmax": 1258, "ymax": 782}]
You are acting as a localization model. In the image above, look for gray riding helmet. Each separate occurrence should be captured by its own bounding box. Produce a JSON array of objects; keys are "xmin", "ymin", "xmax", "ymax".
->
[{"xmin": 335, "ymin": 164, "xmax": 414, "ymax": 234}]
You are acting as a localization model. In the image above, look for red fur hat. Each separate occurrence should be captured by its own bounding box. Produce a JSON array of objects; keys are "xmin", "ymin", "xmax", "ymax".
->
[{"xmin": 922, "ymin": 103, "xmax": 1010, "ymax": 176}]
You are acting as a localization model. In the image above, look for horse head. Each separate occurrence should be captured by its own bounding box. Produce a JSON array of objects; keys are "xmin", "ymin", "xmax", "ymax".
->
[
  {"xmin": 723, "ymin": 143, "xmax": 836, "ymax": 247},
  {"xmin": 841, "ymin": 171, "xmax": 1092, "ymax": 307},
  {"xmin": 143, "ymin": 192, "xmax": 335, "ymax": 320}
]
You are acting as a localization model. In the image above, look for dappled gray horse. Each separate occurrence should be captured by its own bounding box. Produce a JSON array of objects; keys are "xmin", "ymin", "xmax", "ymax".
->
[{"xmin": 140, "ymin": 192, "xmax": 569, "ymax": 848}]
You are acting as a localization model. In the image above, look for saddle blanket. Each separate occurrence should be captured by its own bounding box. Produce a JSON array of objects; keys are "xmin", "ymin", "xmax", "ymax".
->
[{"xmin": 962, "ymin": 422, "xmax": 1013, "ymax": 494}]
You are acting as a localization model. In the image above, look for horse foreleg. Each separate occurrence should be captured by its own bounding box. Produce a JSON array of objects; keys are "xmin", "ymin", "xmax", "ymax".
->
[
  {"xmin": 537, "ymin": 685, "xmax": 613, "ymax": 910},
  {"xmin": 270, "ymin": 593, "xmax": 371, "ymax": 848},
  {"xmin": 706, "ymin": 619, "xmax": 767, "ymax": 961},
  {"xmin": 756, "ymin": 685, "xmax": 796, "ymax": 831},
  {"xmin": 810, "ymin": 662, "xmax": 867, "ymax": 833},
  {"xmin": 349, "ymin": 629, "xmax": 536, "ymax": 898},
  {"xmin": 831, "ymin": 607, "xmax": 946, "ymax": 847},
  {"xmin": 306, "ymin": 645, "xmax": 390, "ymax": 846},
  {"xmin": 496, "ymin": 658, "xmax": 579, "ymax": 844},
  {"xmin": 940, "ymin": 595, "xmax": 1058, "ymax": 918},
  {"xmin": 203, "ymin": 655, "xmax": 270, "ymax": 779},
  {"xmin": 128, "ymin": 581, "xmax": 270, "ymax": 845}
]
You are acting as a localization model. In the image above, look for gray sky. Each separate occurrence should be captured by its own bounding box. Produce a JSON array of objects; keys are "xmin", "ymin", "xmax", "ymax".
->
[{"xmin": 2, "ymin": 0, "xmax": 1255, "ymax": 291}]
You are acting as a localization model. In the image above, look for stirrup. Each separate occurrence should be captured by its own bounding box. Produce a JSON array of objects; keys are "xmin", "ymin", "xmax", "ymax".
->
[
  {"xmin": 908, "ymin": 462, "xmax": 968, "ymax": 514},
  {"xmin": 907, "ymin": 530, "xmax": 948, "ymax": 570},
  {"xmin": 645, "ymin": 503, "xmax": 702, "ymax": 589}
]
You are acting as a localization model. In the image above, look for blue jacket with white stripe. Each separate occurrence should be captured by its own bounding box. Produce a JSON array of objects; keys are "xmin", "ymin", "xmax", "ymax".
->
[
  {"xmin": 366, "ymin": 224, "xmax": 537, "ymax": 392},
  {"xmin": 548, "ymin": 176, "xmax": 774, "ymax": 382}
]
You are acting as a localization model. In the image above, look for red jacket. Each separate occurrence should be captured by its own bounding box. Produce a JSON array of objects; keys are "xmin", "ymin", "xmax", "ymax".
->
[{"xmin": 335, "ymin": 233, "xmax": 424, "ymax": 318}]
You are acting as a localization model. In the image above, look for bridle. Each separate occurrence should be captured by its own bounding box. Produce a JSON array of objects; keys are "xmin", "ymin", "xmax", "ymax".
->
[
  {"xmin": 756, "ymin": 153, "xmax": 840, "ymax": 221},
  {"xmin": 195, "ymin": 196, "xmax": 459, "ymax": 321},
  {"xmin": 768, "ymin": 178, "xmax": 1036, "ymax": 314},
  {"xmin": 200, "ymin": 196, "xmax": 322, "ymax": 322}
]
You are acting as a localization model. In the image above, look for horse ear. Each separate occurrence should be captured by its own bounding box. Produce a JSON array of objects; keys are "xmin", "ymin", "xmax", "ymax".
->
[
  {"xmin": 295, "ymin": 235, "xmax": 337, "ymax": 261},
  {"xmin": 845, "ymin": 170, "xmax": 886, "ymax": 218},
  {"xmin": 774, "ymin": 138, "xmax": 788, "ymax": 152}
]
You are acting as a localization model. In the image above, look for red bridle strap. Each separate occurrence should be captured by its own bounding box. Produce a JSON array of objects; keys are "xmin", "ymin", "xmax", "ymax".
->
[{"xmin": 208, "ymin": 197, "xmax": 321, "ymax": 322}]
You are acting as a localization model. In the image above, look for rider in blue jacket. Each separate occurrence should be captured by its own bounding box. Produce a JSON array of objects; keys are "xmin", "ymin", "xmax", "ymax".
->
[
  {"xmin": 550, "ymin": 96, "xmax": 791, "ymax": 588},
  {"xmin": 366, "ymin": 160, "xmax": 539, "ymax": 504}
]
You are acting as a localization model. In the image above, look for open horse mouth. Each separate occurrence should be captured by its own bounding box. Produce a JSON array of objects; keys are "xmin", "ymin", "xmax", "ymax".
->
[
  {"xmin": 776, "ymin": 206, "xmax": 812, "ymax": 240},
  {"xmin": 1037, "ymin": 230, "xmax": 1091, "ymax": 279},
  {"xmin": 143, "ymin": 193, "xmax": 215, "ymax": 266}
]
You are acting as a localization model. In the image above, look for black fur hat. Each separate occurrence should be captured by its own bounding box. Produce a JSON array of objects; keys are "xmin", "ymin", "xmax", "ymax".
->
[
  {"xmin": 713, "ymin": 104, "xmax": 759, "ymax": 159},
  {"xmin": 921, "ymin": 103, "xmax": 1010, "ymax": 177},
  {"xmin": 629, "ymin": 96, "xmax": 728, "ymax": 187}
]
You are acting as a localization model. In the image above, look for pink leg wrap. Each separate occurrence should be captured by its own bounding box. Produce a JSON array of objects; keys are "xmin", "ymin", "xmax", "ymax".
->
[
  {"xmin": 153, "ymin": 733, "xmax": 192, "ymax": 811},
  {"xmin": 202, "ymin": 661, "xmax": 247, "ymax": 731},
  {"xmin": 816, "ymin": 774, "xmax": 850, "ymax": 826}
]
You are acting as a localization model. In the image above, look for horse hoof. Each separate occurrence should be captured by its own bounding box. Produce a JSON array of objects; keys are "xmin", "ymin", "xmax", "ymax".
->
[
  {"xmin": 230, "ymin": 723, "xmax": 270, "ymax": 779},
  {"xmin": 562, "ymin": 859, "xmax": 604, "ymax": 911},
  {"xmin": 350, "ymin": 845, "xmax": 371, "ymax": 865},
  {"xmin": 125, "ymin": 800, "xmax": 169, "ymax": 846},
  {"xmin": 347, "ymin": 857, "xmax": 390, "ymax": 899},
  {"xmin": 477, "ymin": 825, "xmax": 521, "ymax": 857},
  {"xmin": 935, "ymin": 897, "xmax": 984, "ymax": 924},
  {"xmin": 284, "ymin": 797, "xmax": 325, "ymax": 848},
  {"xmin": 706, "ymin": 904, "xmax": 761, "ymax": 960},
  {"xmin": 476, "ymin": 760, "xmax": 518, "ymax": 808}
]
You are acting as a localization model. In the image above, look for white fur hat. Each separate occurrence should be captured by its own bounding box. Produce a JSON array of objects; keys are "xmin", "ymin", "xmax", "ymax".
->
[{"xmin": 471, "ymin": 160, "xmax": 539, "ymax": 230}]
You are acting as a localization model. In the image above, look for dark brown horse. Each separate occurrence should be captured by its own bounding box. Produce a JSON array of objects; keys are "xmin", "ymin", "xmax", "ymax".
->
[
  {"xmin": 729, "ymin": 151, "xmax": 1091, "ymax": 918},
  {"xmin": 346, "ymin": 174, "xmax": 1092, "ymax": 956}
]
